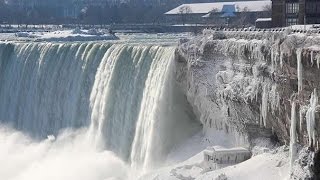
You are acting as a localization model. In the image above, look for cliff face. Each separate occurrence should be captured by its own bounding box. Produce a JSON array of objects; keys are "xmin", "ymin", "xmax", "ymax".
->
[{"xmin": 175, "ymin": 29, "xmax": 320, "ymax": 153}]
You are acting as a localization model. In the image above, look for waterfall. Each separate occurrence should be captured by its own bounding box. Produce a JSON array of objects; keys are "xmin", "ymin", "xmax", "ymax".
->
[
  {"xmin": 0, "ymin": 41, "xmax": 199, "ymax": 169},
  {"xmin": 0, "ymin": 42, "xmax": 108, "ymax": 135}
]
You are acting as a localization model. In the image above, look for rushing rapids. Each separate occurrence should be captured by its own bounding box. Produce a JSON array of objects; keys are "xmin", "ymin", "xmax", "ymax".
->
[{"xmin": 0, "ymin": 41, "xmax": 200, "ymax": 177}]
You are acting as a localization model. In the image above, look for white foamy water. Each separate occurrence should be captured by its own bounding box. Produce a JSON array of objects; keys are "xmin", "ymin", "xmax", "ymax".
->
[{"xmin": 0, "ymin": 127, "xmax": 129, "ymax": 180}]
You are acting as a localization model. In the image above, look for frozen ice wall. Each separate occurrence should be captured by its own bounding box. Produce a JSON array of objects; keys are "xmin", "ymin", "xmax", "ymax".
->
[{"xmin": 176, "ymin": 29, "xmax": 320, "ymax": 149}]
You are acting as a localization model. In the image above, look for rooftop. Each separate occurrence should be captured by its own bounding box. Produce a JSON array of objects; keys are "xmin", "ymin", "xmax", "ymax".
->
[
  {"xmin": 204, "ymin": 146, "xmax": 250, "ymax": 156},
  {"xmin": 256, "ymin": 18, "xmax": 272, "ymax": 22},
  {"xmin": 165, "ymin": 0, "xmax": 271, "ymax": 15}
]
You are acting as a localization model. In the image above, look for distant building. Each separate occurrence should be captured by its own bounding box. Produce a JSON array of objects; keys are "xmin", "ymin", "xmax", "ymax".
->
[
  {"xmin": 203, "ymin": 147, "xmax": 251, "ymax": 171},
  {"xmin": 256, "ymin": 17, "xmax": 272, "ymax": 28},
  {"xmin": 164, "ymin": 1, "xmax": 271, "ymax": 26},
  {"xmin": 272, "ymin": 0, "xmax": 320, "ymax": 27}
]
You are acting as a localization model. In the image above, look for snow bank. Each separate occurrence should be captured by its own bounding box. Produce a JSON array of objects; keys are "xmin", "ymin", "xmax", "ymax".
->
[
  {"xmin": 197, "ymin": 149, "xmax": 289, "ymax": 180},
  {"xmin": 141, "ymin": 145, "xmax": 291, "ymax": 180}
]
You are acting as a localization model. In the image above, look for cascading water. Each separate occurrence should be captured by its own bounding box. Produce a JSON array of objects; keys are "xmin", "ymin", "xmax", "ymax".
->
[
  {"xmin": 0, "ymin": 42, "xmax": 109, "ymax": 136},
  {"xmin": 0, "ymin": 40, "xmax": 200, "ymax": 179}
]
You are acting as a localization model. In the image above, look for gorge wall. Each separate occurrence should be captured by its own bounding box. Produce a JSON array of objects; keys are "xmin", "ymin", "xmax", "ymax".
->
[{"xmin": 175, "ymin": 29, "xmax": 320, "ymax": 177}]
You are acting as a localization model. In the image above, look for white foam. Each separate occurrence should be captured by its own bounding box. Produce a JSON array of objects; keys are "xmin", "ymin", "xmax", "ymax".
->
[{"xmin": 0, "ymin": 127, "xmax": 129, "ymax": 180}]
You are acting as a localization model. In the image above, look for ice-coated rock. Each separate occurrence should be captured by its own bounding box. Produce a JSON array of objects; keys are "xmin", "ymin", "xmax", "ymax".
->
[{"xmin": 175, "ymin": 29, "xmax": 320, "ymax": 151}]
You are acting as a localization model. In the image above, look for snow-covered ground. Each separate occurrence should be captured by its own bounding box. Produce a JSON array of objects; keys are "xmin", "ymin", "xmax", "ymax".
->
[
  {"xmin": 138, "ymin": 129, "xmax": 291, "ymax": 180},
  {"xmin": 197, "ymin": 150, "xmax": 289, "ymax": 180},
  {"xmin": 141, "ymin": 141, "xmax": 290, "ymax": 180},
  {"xmin": 13, "ymin": 28, "xmax": 118, "ymax": 42}
]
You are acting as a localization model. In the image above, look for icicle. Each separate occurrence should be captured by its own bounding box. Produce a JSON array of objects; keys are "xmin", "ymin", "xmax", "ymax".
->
[
  {"xmin": 260, "ymin": 84, "xmax": 268, "ymax": 127},
  {"xmin": 310, "ymin": 51, "xmax": 314, "ymax": 66},
  {"xmin": 299, "ymin": 107, "xmax": 304, "ymax": 133},
  {"xmin": 191, "ymin": 71, "xmax": 194, "ymax": 84},
  {"xmin": 271, "ymin": 49, "xmax": 274, "ymax": 69},
  {"xmin": 317, "ymin": 54, "xmax": 320, "ymax": 69},
  {"xmin": 259, "ymin": 104, "xmax": 263, "ymax": 126},
  {"xmin": 290, "ymin": 101, "xmax": 297, "ymax": 171},
  {"xmin": 305, "ymin": 89, "xmax": 318, "ymax": 147},
  {"xmin": 280, "ymin": 52, "xmax": 284, "ymax": 68},
  {"xmin": 269, "ymin": 84, "xmax": 280, "ymax": 114},
  {"xmin": 255, "ymin": 86, "xmax": 259, "ymax": 102},
  {"xmin": 205, "ymin": 86, "xmax": 208, "ymax": 96},
  {"xmin": 297, "ymin": 49, "xmax": 303, "ymax": 93},
  {"xmin": 276, "ymin": 92, "xmax": 280, "ymax": 110}
]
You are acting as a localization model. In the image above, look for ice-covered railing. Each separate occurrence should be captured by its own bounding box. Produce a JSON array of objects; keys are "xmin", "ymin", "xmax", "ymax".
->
[{"xmin": 202, "ymin": 27, "xmax": 320, "ymax": 35}]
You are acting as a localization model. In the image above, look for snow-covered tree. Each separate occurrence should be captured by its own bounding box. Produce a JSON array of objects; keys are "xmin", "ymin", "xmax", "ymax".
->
[{"xmin": 178, "ymin": 5, "xmax": 192, "ymax": 25}]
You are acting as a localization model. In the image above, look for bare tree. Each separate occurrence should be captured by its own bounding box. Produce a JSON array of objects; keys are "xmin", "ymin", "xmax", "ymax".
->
[
  {"xmin": 263, "ymin": 5, "xmax": 271, "ymax": 12},
  {"xmin": 262, "ymin": 4, "xmax": 272, "ymax": 17},
  {"xmin": 208, "ymin": 7, "xmax": 224, "ymax": 25},
  {"xmin": 211, "ymin": 7, "xmax": 219, "ymax": 13},
  {"xmin": 235, "ymin": 6, "xmax": 250, "ymax": 27},
  {"xmin": 178, "ymin": 5, "xmax": 192, "ymax": 25},
  {"xmin": 242, "ymin": 6, "xmax": 249, "ymax": 12}
]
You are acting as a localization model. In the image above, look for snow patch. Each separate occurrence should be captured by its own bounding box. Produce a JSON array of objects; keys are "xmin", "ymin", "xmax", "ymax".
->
[{"xmin": 15, "ymin": 29, "xmax": 118, "ymax": 42}]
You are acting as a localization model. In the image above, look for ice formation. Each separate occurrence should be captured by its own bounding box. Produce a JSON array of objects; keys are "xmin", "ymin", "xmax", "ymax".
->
[
  {"xmin": 297, "ymin": 49, "xmax": 303, "ymax": 93},
  {"xmin": 290, "ymin": 101, "xmax": 297, "ymax": 171},
  {"xmin": 175, "ymin": 29, "xmax": 320, "ymax": 180},
  {"xmin": 316, "ymin": 53, "xmax": 320, "ymax": 69},
  {"xmin": 305, "ymin": 89, "xmax": 318, "ymax": 147},
  {"xmin": 269, "ymin": 84, "xmax": 280, "ymax": 115},
  {"xmin": 299, "ymin": 107, "xmax": 304, "ymax": 133},
  {"xmin": 260, "ymin": 84, "xmax": 268, "ymax": 127},
  {"xmin": 310, "ymin": 50, "xmax": 314, "ymax": 66}
]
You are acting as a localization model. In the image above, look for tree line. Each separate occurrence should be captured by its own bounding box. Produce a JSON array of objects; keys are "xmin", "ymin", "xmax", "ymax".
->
[{"xmin": 0, "ymin": 0, "xmax": 184, "ymax": 25}]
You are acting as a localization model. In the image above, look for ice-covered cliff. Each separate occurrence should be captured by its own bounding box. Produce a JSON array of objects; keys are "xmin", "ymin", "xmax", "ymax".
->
[{"xmin": 175, "ymin": 29, "xmax": 320, "ymax": 179}]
